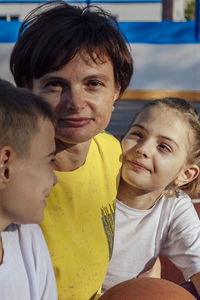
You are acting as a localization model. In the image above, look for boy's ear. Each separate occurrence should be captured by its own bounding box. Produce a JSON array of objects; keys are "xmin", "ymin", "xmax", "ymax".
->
[
  {"xmin": 175, "ymin": 165, "xmax": 200, "ymax": 187},
  {"xmin": 0, "ymin": 147, "xmax": 14, "ymax": 188}
]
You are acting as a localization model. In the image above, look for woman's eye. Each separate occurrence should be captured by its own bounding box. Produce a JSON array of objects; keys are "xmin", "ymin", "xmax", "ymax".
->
[
  {"xmin": 45, "ymin": 81, "xmax": 63, "ymax": 90},
  {"xmin": 88, "ymin": 80, "xmax": 104, "ymax": 87},
  {"xmin": 50, "ymin": 82, "xmax": 60, "ymax": 86}
]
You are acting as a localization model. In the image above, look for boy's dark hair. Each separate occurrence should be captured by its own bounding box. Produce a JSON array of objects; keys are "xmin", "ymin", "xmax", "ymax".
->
[
  {"xmin": 0, "ymin": 78, "xmax": 54, "ymax": 156},
  {"xmin": 10, "ymin": 0, "xmax": 133, "ymax": 96}
]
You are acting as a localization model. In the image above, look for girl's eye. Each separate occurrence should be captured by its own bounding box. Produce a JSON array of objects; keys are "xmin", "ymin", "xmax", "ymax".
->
[
  {"xmin": 158, "ymin": 143, "xmax": 171, "ymax": 152},
  {"xmin": 130, "ymin": 131, "xmax": 143, "ymax": 138}
]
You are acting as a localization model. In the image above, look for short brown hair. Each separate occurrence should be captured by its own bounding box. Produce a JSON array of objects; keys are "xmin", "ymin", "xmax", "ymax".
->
[
  {"xmin": 10, "ymin": 0, "xmax": 133, "ymax": 96},
  {"xmin": 0, "ymin": 78, "xmax": 54, "ymax": 156}
]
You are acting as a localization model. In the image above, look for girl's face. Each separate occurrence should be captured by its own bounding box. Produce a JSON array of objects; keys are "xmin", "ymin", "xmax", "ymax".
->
[{"xmin": 121, "ymin": 105, "xmax": 193, "ymax": 193}]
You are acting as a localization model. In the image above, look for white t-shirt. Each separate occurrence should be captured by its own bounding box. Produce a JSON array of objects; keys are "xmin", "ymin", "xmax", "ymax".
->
[
  {"xmin": 0, "ymin": 223, "xmax": 57, "ymax": 300},
  {"xmin": 102, "ymin": 190, "xmax": 200, "ymax": 293}
]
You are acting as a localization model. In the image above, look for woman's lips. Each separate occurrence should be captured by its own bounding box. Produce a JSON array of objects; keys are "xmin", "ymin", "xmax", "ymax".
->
[{"xmin": 58, "ymin": 118, "xmax": 92, "ymax": 127}]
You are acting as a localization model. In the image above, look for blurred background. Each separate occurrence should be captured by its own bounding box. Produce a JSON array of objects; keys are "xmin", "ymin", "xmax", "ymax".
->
[{"xmin": 0, "ymin": 0, "xmax": 200, "ymax": 135}]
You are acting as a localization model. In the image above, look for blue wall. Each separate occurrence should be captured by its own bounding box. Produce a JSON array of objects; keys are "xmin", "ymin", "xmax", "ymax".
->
[
  {"xmin": 0, "ymin": 0, "xmax": 162, "ymax": 3},
  {"xmin": 0, "ymin": 20, "xmax": 199, "ymax": 43}
]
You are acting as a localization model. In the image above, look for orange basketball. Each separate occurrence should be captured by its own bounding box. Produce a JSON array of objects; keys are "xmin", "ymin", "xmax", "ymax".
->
[{"xmin": 99, "ymin": 278, "xmax": 196, "ymax": 300}]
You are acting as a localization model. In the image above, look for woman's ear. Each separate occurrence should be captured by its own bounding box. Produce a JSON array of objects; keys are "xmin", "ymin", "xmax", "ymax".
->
[
  {"xmin": 0, "ymin": 147, "xmax": 13, "ymax": 188},
  {"xmin": 113, "ymin": 84, "xmax": 121, "ymax": 103},
  {"xmin": 175, "ymin": 165, "xmax": 200, "ymax": 187}
]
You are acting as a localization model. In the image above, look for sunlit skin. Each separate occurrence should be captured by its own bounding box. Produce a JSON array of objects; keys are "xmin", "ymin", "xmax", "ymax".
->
[
  {"xmin": 0, "ymin": 117, "xmax": 57, "ymax": 232},
  {"xmin": 118, "ymin": 106, "xmax": 199, "ymax": 210},
  {"xmin": 32, "ymin": 52, "xmax": 120, "ymax": 171}
]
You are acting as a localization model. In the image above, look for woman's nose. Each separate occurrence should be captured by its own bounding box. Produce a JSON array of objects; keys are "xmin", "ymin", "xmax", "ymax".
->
[{"xmin": 62, "ymin": 88, "xmax": 86, "ymax": 111}]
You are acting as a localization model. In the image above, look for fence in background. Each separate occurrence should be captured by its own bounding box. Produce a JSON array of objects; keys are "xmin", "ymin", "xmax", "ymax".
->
[{"xmin": 0, "ymin": 0, "xmax": 200, "ymax": 100}]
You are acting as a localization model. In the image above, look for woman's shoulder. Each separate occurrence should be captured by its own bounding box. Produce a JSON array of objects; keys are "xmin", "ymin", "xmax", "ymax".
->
[{"xmin": 94, "ymin": 131, "xmax": 121, "ymax": 146}]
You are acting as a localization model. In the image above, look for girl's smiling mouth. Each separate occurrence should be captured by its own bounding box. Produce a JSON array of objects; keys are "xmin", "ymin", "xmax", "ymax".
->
[{"xmin": 128, "ymin": 160, "xmax": 151, "ymax": 172}]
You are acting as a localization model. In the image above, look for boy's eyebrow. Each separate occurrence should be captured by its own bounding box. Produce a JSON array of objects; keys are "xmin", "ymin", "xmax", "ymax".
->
[{"xmin": 131, "ymin": 124, "xmax": 179, "ymax": 149}]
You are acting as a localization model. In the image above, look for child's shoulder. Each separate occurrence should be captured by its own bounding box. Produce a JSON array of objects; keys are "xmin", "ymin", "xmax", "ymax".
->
[
  {"xmin": 1, "ymin": 224, "xmax": 45, "ymax": 270},
  {"xmin": 175, "ymin": 189, "xmax": 192, "ymax": 201},
  {"xmin": 19, "ymin": 223, "xmax": 42, "ymax": 233},
  {"xmin": 164, "ymin": 189, "xmax": 192, "ymax": 203},
  {"xmin": 166, "ymin": 189, "xmax": 195, "ymax": 216},
  {"xmin": 153, "ymin": 190, "xmax": 193, "ymax": 216},
  {"xmin": 4, "ymin": 223, "xmax": 44, "ymax": 244},
  {"xmin": 19, "ymin": 224, "xmax": 44, "ymax": 243}
]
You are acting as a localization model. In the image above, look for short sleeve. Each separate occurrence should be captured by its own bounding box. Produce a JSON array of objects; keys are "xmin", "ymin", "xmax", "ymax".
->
[{"xmin": 161, "ymin": 193, "xmax": 200, "ymax": 280}]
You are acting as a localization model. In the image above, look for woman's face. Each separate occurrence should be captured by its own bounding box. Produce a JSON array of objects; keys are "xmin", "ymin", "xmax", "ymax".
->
[{"xmin": 32, "ymin": 52, "xmax": 120, "ymax": 145}]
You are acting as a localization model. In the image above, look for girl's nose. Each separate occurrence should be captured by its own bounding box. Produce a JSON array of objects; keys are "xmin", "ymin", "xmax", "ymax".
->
[
  {"xmin": 136, "ymin": 148, "xmax": 142, "ymax": 158},
  {"xmin": 135, "ymin": 146, "xmax": 149, "ymax": 159}
]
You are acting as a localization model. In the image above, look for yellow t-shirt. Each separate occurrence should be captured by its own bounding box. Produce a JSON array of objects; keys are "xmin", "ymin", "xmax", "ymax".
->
[{"xmin": 40, "ymin": 132, "xmax": 122, "ymax": 300}]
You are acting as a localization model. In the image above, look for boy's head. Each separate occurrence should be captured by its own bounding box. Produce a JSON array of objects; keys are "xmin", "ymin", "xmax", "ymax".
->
[
  {"xmin": 121, "ymin": 97, "xmax": 200, "ymax": 196},
  {"xmin": 10, "ymin": 0, "xmax": 133, "ymax": 96},
  {"xmin": 0, "ymin": 79, "xmax": 57, "ymax": 227},
  {"xmin": 0, "ymin": 78, "xmax": 55, "ymax": 156}
]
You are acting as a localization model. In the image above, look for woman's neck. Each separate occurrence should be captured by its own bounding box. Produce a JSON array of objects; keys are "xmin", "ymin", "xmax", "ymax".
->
[
  {"xmin": 117, "ymin": 178, "xmax": 164, "ymax": 210},
  {"xmin": 53, "ymin": 138, "xmax": 92, "ymax": 172}
]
